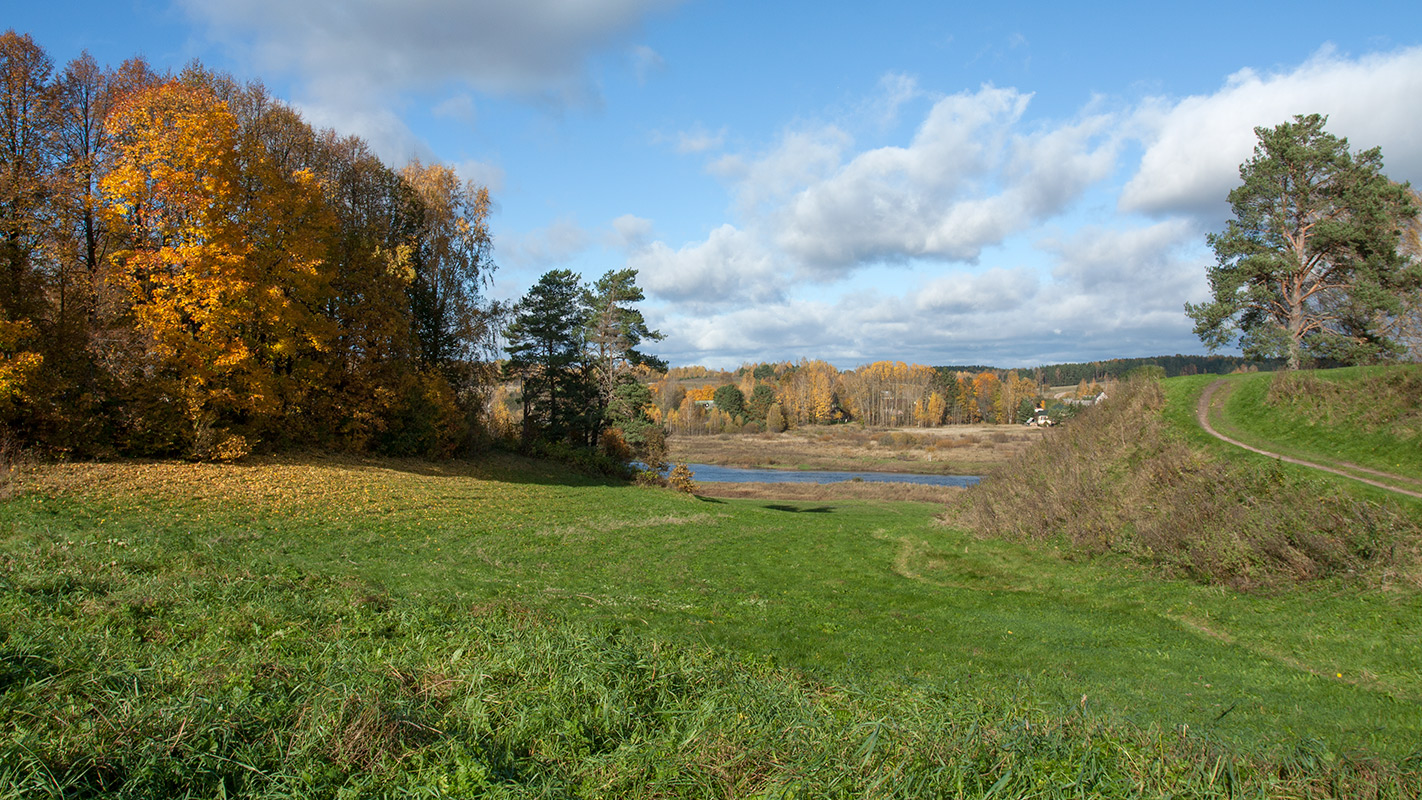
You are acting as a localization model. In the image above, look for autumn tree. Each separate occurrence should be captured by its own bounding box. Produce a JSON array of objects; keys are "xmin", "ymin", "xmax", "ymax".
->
[
  {"xmin": 0, "ymin": 34, "xmax": 521, "ymax": 458},
  {"xmin": 765, "ymin": 402, "xmax": 786, "ymax": 433},
  {"xmin": 401, "ymin": 160, "xmax": 497, "ymax": 373},
  {"xmin": 100, "ymin": 78, "xmax": 265, "ymax": 456},
  {"xmin": 0, "ymin": 31, "xmax": 52, "ymax": 325},
  {"xmin": 0, "ymin": 31, "xmax": 53, "ymax": 422},
  {"xmin": 307, "ymin": 133, "xmax": 421, "ymax": 449},
  {"xmin": 43, "ymin": 53, "xmax": 108, "ymax": 367},
  {"xmin": 1186, "ymin": 114, "xmax": 1419, "ymax": 369}
]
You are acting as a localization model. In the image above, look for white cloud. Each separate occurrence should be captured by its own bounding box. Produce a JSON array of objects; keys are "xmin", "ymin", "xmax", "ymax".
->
[
  {"xmin": 456, "ymin": 159, "xmax": 506, "ymax": 194},
  {"xmin": 292, "ymin": 100, "xmax": 428, "ymax": 165},
  {"xmin": 636, "ymin": 47, "xmax": 1422, "ymax": 367},
  {"xmin": 1121, "ymin": 45, "xmax": 1422, "ymax": 216},
  {"xmin": 610, "ymin": 214, "xmax": 654, "ymax": 248},
  {"xmin": 499, "ymin": 217, "xmax": 592, "ymax": 269},
  {"xmin": 710, "ymin": 125, "xmax": 853, "ymax": 214},
  {"xmin": 767, "ymin": 85, "xmax": 1121, "ymax": 272},
  {"xmin": 653, "ymin": 263, "xmax": 1201, "ymax": 369},
  {"xmin": 628, "ymin": 224, "xmax": 786, "ymax": 309},
  {"xmin": 915, "ymin": 267, "xmax": 1041, "ymax": 315},
  {"xmin": 862, "ymin": 72, "xmax": 921, "ymax": 130},
  {"xmin": 182, "ymin": 0, "xmax": 682, "ymax": 160},
  {"xmin": 675, "ymin": 123, "xmax": 726, "ymax": 154},
  {"xmin": 185, "ymin": 0, "xmax": 681, "ymax": 98},
  {"xmin": 1042, "ymin": 219, "xmax": 1202, "ymax": 299}
]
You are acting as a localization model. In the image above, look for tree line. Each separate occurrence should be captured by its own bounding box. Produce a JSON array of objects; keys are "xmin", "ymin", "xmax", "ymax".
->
[
  {"xmin": 1020, "ymin": 354, "xmax": 1285, "ymax": 387},
  {"xmin": 646, "ymin": 359, "xmax": 1084, "ymax": 435},
  {"xmin": 0, "ymin": 31, "xmax": 499, "ymax": 459}
]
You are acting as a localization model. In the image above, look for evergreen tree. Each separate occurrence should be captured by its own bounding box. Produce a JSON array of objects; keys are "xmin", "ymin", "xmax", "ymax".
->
[
  {"xmin": 583, "ymin": 268, "xmax": 663, "ymax": 446},
  {"xmin": 1186, "ymin": 114, "xmax": 1419, "ymax": 369},
  {"xmin": 504, "ymin": 269, "xmax": 588, "ymax": 446}
]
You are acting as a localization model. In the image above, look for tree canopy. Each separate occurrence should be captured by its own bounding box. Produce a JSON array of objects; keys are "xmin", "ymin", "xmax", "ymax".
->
[
  {"xmin": 1186, "ymin": 114, "xmax": 1419, "ymax": 369},
  {"xmin": 0, "ymin": 32, "xmax": 501, "ymax": 458}
]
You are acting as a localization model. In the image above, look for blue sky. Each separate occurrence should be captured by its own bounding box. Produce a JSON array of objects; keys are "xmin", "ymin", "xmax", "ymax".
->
[{"xmin": 11, "ymin": 1, "xmax": 1422, "ymax": 368}]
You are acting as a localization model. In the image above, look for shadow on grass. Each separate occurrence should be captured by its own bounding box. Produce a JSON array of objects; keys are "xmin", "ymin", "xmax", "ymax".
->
[
  {"xmin": 245, "ymin": 450, "xmax": 635, "ymax": 490},
  {"xmin": 763, "ymin": 504, "xmax": 836, "ymax": 514}
]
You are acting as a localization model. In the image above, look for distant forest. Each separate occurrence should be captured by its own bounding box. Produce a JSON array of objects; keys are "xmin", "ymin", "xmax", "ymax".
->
[{"xmin": 983, "ymin": 354, "xmax": 1285, "ymax": 386}]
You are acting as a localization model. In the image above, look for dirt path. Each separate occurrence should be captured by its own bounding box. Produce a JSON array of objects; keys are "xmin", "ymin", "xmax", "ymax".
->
[{"xmin": 1196, "ymin": 379, "xmax": 1422, "ymax": 499}]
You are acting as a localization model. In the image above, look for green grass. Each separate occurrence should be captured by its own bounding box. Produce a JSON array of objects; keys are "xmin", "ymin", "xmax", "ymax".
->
[
  {"xmin": 1210, "ymin": 366, "xmax": 1422, "ymax": 484},
  {"xmin": 3, "ymin": 454, "xmax": 1421, "ymax": 795}
]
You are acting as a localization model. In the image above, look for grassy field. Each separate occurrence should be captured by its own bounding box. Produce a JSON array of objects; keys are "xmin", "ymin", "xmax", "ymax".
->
[{"xmin": 3, "ymin": 434, "xmax": 1422, "ymax": 795}]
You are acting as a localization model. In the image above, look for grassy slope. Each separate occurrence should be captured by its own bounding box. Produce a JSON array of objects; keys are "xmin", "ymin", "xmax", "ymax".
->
[
  {"xmin": 1209, "ymin": 366, "xmax": 1422, "ymax": 487},
  {"xmin": 4, "ymin": 453, "xmax": 1420, "ymax": 770}
]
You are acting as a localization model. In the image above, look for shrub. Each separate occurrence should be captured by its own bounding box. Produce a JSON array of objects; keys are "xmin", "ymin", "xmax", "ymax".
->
[{"xmin": 668, "ymin": 463, "xmax": 697, "ymax": 494}]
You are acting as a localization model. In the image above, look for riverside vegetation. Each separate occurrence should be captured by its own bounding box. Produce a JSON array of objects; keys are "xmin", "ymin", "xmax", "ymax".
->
[{"xmin": 3, "ymin": 370, "xmax": 1422, "ymax": 797}]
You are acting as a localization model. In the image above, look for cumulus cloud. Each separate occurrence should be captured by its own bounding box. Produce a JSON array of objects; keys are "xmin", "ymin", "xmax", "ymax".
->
[
  {"xmin": 915, "ymin": 267, "xmax": 1041, "ymax": 315},
  {"xmin": 749, "ymin": 85, "xmax": 1121, "ymax": 273},
  {"xmin": 628, "ymin": 224, "xmax": 786, "ymax": 309},
  {"xmin": 654, "ymin": 263, "xmax": 1199, "ymax": 369},
  {"xmin": 710, "ymin": 125, "xmax": 853, "ymax": 214},
  {"xmin": 640, "ymin": 47, "xmax": 1422, "ymax": 367},
  {"xmin": 1121, "ymin": 45, "xmax": 1422, "ymax": 216},
  {"xmin": 1042, "ymin": 219, "xmax": 1202, "ymax": 298}
]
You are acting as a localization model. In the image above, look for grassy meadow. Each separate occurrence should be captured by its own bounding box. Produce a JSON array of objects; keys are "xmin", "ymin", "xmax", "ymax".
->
[{"xmin": 3, "ymin": 373, "xmax": 1422, "ymax": 796}]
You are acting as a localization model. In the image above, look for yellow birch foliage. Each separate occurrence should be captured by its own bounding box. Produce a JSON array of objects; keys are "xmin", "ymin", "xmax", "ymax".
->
[{"xmin": 0, "ymin": 318, "xmax": 42, "ymax": 413}]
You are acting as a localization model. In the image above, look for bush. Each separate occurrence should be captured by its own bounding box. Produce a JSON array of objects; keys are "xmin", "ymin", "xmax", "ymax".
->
[
  {"xmin": 536, "ymin": 441, "xmax": 632, "ymax": 478},
  {"xmin": 668, "ymin": 463, "xmax": 697, "ymax": 493}
]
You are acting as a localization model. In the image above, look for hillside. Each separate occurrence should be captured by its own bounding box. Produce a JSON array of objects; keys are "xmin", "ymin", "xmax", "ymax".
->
[
  {"xmin": 1200, "ymin": 366, "xmax": 1422, "ymax": 494},
  {"xmin": 956, "ymin": 370, "xmax": 1422, "ymax": 590}
]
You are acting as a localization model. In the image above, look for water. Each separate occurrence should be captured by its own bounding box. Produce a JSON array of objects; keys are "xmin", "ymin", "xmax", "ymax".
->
[{"xmin": 678, "ymin": 463, "xmax": 980, "ymax": 487}]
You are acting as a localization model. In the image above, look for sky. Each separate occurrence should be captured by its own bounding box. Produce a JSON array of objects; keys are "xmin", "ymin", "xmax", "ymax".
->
[{"xmin": 10, "ymin": 1, "xmax": 1422, "ymax": 369}]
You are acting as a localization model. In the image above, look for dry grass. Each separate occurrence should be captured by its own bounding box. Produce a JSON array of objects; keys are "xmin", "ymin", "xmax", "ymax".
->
[
  {"xmin": 668, "ymin": 424, "xmax": 1041, "ymax": 475},
  {"xmin": 693, "ymin": 481, "xmax": 963, "ymax": 503}
]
